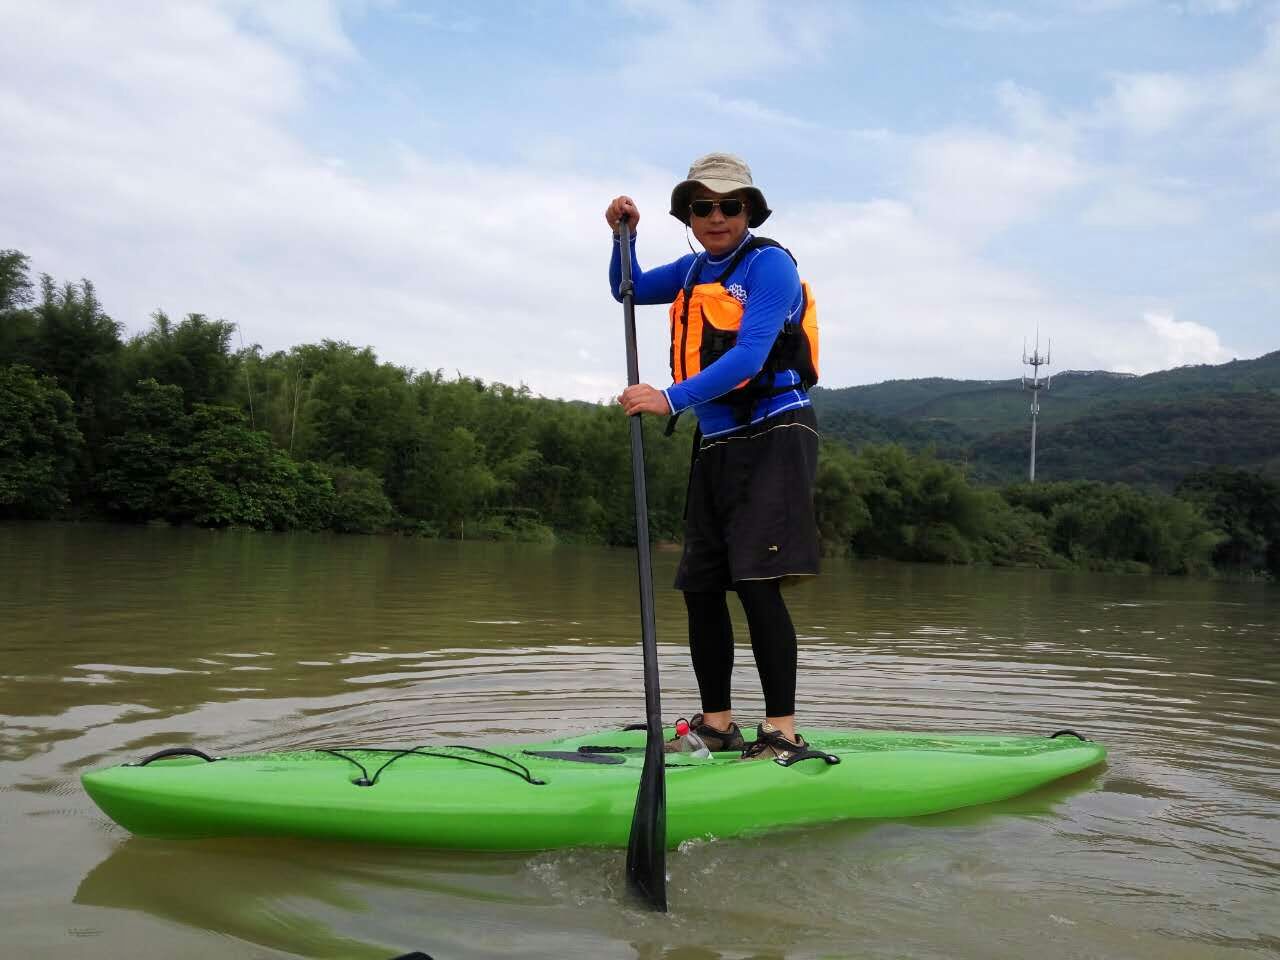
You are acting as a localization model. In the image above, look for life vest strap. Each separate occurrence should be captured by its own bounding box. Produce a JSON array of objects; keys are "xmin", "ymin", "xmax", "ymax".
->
[
  {"xmin": 725, "ymin": 381, "xmax": 807, "ymax": 426},
  {"xmin": 712, "ymin": 236, "xmax": 795, "ymax": 285},
  {"xmin": 665, "ymin": 382, "xmax": 806, "ymax": 439}
]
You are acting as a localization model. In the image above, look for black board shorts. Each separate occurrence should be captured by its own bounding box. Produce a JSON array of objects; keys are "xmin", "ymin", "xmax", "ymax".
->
[{"xmin": 674, "ymin": 406, "xmax": 821, "ymax": 592}]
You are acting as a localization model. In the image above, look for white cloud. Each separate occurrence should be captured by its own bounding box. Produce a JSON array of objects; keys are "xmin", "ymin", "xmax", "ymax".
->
[
  {"xmin": 694, "ymin": 92, "xmax": 816, "ymax": 130},
  {"xmin": 1223, "ymin": 15, "xmax": 1280, "ymax": 122},
  {"xmin": 772, "ymin": 199, "xmax": 1054, "ymax": 383},
  {"xmin": 1081, "ymin": 181, "xmax": 1203, "ymax": 226},
  {"xmin": 996, "ymin": 81, "xmax": 1081, "ymax": 148},
  {"xmin": 618, "ymin": 0, "xmax": 843, "ymax": 89},
  {"xmin": 1131, "ymin": 312, "xmax": 1233, "ymax": 369},
  {"xmin": 0, "ymin": 0, "xmax": 684, "ymax": 400},
  {"xmin": 1091, "ymin": 12, "xmax": 1280, "ymax": 148},
  {"xmin": 938, "ymin": 0, "xmax": 1160, "ymax": 32},
  {"xmin": 1101, "ymin": 72, "xmax": 1205, "ymax": 136},
  {"xmin": 0, "ymin": 0, "xmax": 1264, "ymax": 406},
  {"xmin": 228, "ymin": 0, "xmax": 358, "ymax": 58},
  {"xmin": 761, "ymin": 200, "xmax": 1235, "ymax": 387},
  {"xmin": 909, "ymin": 132, "xmax": 1088, "ymax": 239},
  {"xmin": 395, "ymin": 7, "xmax": 482, "ymax": 33},
  {"xmin": 1178, "ymin": 0, "xmax": 1252, "ymax": 13},
  {"xmin": 940, "ymin": 7, "xmax": 1051, "ymax": 32}
]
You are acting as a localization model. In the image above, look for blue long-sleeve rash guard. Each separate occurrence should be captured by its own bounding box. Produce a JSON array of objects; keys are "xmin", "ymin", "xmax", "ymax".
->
[{"xmin": 609, "ymin": 231, "xmax": 812, "ymax": 437}]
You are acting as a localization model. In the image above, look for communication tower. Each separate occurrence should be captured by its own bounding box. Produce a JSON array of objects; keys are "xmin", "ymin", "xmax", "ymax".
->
[{"xmin": 1021, "ymin": 331, "xmax": 1051, "ymax": 483}]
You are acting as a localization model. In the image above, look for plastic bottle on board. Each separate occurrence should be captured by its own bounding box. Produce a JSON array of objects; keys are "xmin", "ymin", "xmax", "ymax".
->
[{"xmin": 674, "ymin": 718, "xmax": 712, "ymax": 759}]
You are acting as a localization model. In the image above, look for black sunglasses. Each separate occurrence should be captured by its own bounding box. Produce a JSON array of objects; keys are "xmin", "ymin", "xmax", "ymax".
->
[{"xmin": 689, "ymin": 198, "xmax": 745, "ymax": 219}]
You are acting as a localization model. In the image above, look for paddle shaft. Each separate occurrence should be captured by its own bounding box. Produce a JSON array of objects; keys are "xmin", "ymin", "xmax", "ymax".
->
[{"xmin": 617, "ymin": 217, "xmax": 667, "ymax": 912}]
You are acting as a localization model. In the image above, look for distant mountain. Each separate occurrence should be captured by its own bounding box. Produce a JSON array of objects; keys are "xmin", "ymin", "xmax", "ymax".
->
[
  {"xmin": 812, "ymin": 351, "xmax": 1280, "ymax": 488},
  {"xmin": 814, "ymin": 351, "xmax": 1280, "ymax": 438},
  {"xmin": 970, "ymin": 393, "xmax": 1280, "ymax": 487},
  {"xmin": 814, "ymin": 369, "xmax": 1135, "ymax": 431}
]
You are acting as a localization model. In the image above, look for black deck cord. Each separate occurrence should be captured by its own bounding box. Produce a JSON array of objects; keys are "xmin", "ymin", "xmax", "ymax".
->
[
  {"xmin": 774, "ymin": 748, "xmax": 841, "ymax": 768},
  {"xmin": 126, "ymin": 747, "xmax": 220, "ymax": 767},
  {"xmin": 319, "ymin": 745, "xmax": 545, "ymax": 786},
  {"xmin": 1049, "ymin": 729, "xmax": 1089, "ymax": 741}
]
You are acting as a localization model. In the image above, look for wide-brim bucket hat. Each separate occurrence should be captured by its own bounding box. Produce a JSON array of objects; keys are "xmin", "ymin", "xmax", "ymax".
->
[{"xmin": 669, "ymin": 152, "xmax": 772, "ymax": 228}]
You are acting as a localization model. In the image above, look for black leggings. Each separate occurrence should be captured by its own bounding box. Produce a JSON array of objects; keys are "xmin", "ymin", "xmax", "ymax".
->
[{"xmin": 683, "ymin": 580, "xmax": 797, "ymax": 718}]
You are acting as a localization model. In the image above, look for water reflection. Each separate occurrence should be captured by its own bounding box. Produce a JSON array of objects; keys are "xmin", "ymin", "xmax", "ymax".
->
[{"xmin": 75, "ymin": 838, "xmax": 412, "ymax": 959}]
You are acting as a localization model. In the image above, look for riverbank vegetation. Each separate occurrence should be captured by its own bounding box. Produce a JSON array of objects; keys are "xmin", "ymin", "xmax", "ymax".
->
[{"xmin": 2, "ymin": 250, "xmax": 1276, "ymax": 578}]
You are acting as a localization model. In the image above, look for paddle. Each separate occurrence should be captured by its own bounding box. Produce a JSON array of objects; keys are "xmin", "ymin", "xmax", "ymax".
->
[{"xmin": 617, "ymin": 215, "xmax": 668, "ymax": 912}]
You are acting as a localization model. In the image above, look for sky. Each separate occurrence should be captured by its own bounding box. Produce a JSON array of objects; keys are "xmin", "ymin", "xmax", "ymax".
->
[{"xmin": 1, "ymin": 0, "xmax": 1276, "ymax": 401}]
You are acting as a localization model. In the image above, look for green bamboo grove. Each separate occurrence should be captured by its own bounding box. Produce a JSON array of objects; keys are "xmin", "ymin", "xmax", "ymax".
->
[{"xmin": 2, "ymin": 249, "xmax": 1277, "ymax": 578}]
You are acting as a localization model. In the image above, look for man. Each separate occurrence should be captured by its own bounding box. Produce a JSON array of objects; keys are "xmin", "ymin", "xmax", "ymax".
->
[{"xmin": 606, "ymin": 152, "xmax": 821, "ymax": 760}]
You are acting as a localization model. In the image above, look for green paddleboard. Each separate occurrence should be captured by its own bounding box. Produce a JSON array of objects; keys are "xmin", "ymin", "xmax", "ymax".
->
[{"xmin": 82, "ymin": 727, "xmax": 1105, "ymax": 850}]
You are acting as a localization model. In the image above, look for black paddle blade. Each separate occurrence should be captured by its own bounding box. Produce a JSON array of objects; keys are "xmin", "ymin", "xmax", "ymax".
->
[{"xmin": 625, "ymin": 727, "xmax": 667, "ymax": 911}]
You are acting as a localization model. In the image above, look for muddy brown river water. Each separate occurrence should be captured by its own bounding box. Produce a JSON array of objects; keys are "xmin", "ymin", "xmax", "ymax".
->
[{"xmin": 1, "ymin": 524, "xmax": 1276, "ymax": 959}]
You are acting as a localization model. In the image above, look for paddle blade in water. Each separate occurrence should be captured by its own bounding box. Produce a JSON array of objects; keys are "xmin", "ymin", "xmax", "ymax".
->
[{"xmin": 625, "ymin": 728, "xmax": 667, "ymax": 911}]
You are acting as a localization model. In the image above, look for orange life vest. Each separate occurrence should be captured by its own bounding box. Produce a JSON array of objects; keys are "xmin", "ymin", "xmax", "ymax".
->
[{"xmin": 668, "ymin": 238, "xmax": 819, "ymax": 405}]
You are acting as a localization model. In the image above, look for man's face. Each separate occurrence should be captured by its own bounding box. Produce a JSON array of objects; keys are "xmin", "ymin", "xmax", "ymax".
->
[{"xmin": 689, "ymin": 188, "xmax": 749, "ymax": 257}]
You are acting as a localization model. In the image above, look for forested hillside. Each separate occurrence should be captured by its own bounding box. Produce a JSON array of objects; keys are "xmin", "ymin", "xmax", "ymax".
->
[
  {"xmin": 3, "ymin": 247, "xmax": 1277, "ymax": 577},
  {"xmin": 814, "ymin": 369, "xmax": 1135, "ymax": 434},
  {"xmin": 812, "ymin": 352, "xmax": 1280, "ymax": 486},
  {"xmin": 816, "ymin": 352, "xmax": 1280, "ymax": 427},
  {"xmin": 971, "ymin": 394, "xmax": 1280, "ymax": 487}
]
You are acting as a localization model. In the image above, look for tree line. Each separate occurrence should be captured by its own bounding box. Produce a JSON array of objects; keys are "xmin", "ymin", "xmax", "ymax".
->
[{"xmin": 2, "ymin": 249, "xmax": 1277, "ymax": 579}]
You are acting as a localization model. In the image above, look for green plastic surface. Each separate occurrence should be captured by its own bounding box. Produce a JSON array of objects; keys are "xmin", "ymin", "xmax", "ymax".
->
[{"xmin": 82, "ymin": 728, "xmax": 1106, "ymax": 850}]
